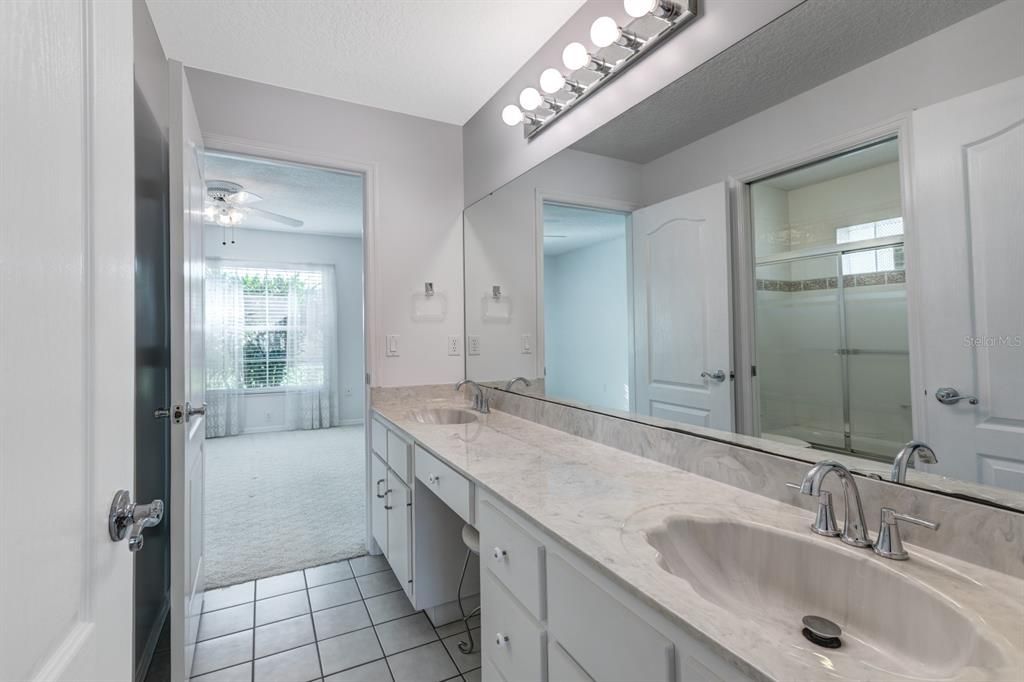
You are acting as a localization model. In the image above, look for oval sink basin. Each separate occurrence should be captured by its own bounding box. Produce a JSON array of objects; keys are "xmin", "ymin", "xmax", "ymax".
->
[
  {"xmin": 409, "ymin": 408, "xmax": 477, "ymax": 425},
  {"xmin": 646, "ymin": 516, "xmax": 1006, "ymax": 679}
]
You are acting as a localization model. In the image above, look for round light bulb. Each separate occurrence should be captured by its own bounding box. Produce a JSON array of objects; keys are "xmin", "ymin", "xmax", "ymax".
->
[
  {"xmin": 562, "ymin": 42, "xmax": 590, "ymax": 71},
  {"xmin": 590, "ymin": 16, "xmax": 621, "ymax": 48},
  {"xmin": 624, "ymin": 0, "xmax": 657, "ymax": 18},
  {"xmin": 539, "ymin": 68, "xmax": 566, "ymax": 94},
  {"xmin": 519, "ymin": 87, "xmax": 543, "ymax": 111},
  {"xmin": 501, "ymin": 104, "xmax": 524, "ymax": 126}
]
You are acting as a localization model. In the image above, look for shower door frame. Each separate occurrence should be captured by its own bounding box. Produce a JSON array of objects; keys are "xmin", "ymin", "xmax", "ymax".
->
[
  {"xmin": 728, "ymin": 115, "xmax": 927, "ymax": 451},
  {"xmin": 752, "ymin": 239, "xmax": 909, "ymax": 457}
]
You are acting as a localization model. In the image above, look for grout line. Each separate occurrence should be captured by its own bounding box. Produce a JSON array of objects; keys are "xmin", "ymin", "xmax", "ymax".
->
[
  {"xmin": 352, "ymin": 569, "xmax": 397, "ymax": 682},
  {"xmin": 303, "ymin": 576, "xmax": 327, "ymax": 681}
]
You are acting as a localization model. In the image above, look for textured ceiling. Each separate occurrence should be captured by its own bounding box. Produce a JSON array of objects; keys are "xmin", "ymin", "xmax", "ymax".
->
[
  {"xmin": 204, "ymin": 151, "xmax": 363, "ymax": 236},
  {"xmin": 146, "ymin": 0, "xmax": 585, "ymax": 125},
  {"xmin": 543, "ymin": 203, "xmax": 628, "ymax": 256},
  {"xmin": 572, "ymin": 0, "xmax": 1001, "ymax": 163}
]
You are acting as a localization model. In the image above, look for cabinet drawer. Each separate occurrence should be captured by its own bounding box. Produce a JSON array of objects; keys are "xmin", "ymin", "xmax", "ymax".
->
[
  {"xmin": 415, "ymin": 445, "xmax": 472, "ymax": 522},
  {"xmin": 482, "ymin": 569, "xmax": 545, "ymax": 682},
  {"xmin": 548, "ymin": 554, "xmax": 674, "ymax": 682},
  {"xmin": 371, "ymin": 419, "xmax": 387, "ymax": 458},
  {"xmin": 478, "ymin": 498, "xmax": 545, "ymax": 620},
  {"xmin": 387, "ymin": 430, "xmax": 411, "ymax": 483},
  {"xmin": 549, "ymin": 641, "xmax": 594, "ymax": 682}
]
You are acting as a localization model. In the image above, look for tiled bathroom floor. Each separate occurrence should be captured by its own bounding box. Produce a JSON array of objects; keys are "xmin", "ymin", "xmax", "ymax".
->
[{"xmin": 188, "ymin": 554, "xmax": 481, "ymax": 682}]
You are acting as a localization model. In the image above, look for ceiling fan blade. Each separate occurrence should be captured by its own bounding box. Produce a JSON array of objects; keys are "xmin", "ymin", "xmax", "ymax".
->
[
  {"xmin": 245, "ymin": 206, "xmax": 304, "ymax": 227},
  {"xmin": 226, "ymin": 190, "xmax": 262, "ymax": 205}
]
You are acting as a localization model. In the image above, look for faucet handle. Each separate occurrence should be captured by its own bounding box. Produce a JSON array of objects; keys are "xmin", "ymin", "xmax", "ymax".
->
[
  {"xmin": 787, "ymin": 482, "xmax": 840, "ymax": 537},
  {"xmin": 873, "ymin": 507, "xmax": 939, "ymax": 560}
]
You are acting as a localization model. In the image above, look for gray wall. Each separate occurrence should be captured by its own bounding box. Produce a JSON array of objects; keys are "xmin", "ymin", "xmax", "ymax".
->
[
  {"xmin": 186, "ymin": 69, "xmax": 466, "ymax": 388},
  {"xmin": 461, "ymin": 0, "xmax": 801, "ymax": 204}
]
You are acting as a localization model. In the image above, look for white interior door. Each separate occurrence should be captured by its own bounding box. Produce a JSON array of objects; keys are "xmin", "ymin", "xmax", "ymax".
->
[
  {"xmin": 169, "ymin": 61, "xmax": 208, "ymax": 681},
  {"xmin": 0, "ymin": 1, "xmax": 135, "ymax": 680},
  {"xmin": 632, "ymin": 182, "xmax": 734, "ymax": 431},
  {"xmin": 912, "ymin": 76, "xmax": 1024, "ymax": 491}
]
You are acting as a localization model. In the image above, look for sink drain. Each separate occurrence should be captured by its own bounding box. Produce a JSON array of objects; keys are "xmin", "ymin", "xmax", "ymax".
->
[{"xmin": 801, "ymin": 615, "xmax": 842, "ymax": 649}]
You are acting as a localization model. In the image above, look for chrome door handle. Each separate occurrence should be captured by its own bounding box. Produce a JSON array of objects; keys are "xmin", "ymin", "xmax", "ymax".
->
[
  {"xmin": 383, "ymin": 490, "xmax": 394, "ymax": 510},
  {"xmin": 186, "ymin": 401, "xmax": 207, "ymax": 421},
  {"xmin": 935, "ymin": 387, "xmax": 978, "ymax": 405},
  {"xmin": 154, "ymin": 404, "xmax": 184, "ymax": 423},
  {"xmin": 701, "ymin": 369, "xmax": 727, "ymax": 382},
  {"xmin": 109, "ymin": 490, "xmax": 164, "ymax": 552},
  {"xmin": 375, "ymin": 478, "xmax": 386, "ymax": 498}
]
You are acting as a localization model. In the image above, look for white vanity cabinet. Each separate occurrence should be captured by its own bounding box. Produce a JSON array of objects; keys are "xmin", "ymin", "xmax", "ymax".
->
[
  {"xmin": 476, "ymin": 489, "xmax": 751, "ymax": 682},
  {"xmin": 370, "ymin": 417, "xmax": 414, "ymax": 601}
]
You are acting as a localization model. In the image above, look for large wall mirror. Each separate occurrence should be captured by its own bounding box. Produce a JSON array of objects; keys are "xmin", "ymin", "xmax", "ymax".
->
[{"xmin": 463, "ymin": 1, "xmax": 1023, "ymax": 512}]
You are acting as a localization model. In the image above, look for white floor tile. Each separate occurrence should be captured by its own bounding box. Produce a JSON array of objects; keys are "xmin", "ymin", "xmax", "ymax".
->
[
  {"xmin": 255, "ymin": 590, "xmax": 310, "ymax": 627},
  {"xmin": 386, "ymin": 642, "xmax": 458, "ymax": 682},
  {"xmin": 257, "ymin": 570, "xmax": 307, "ymax": 600},
  {"xmin": 253, "ymin": 642, "xmax": 321, "ymax": 682},
  {"xmin": 317, "ymin": 627, "xmax": 384, "ymax": 676},
  {"xmin": 198, "ymin": 603, "xmax": 254, "ymax": 642},
  {"xmin": 355, "ymin": 571, "xmax": 401, "ymax": 598},
  {"xmin": 374, "ymin": 613, "xmax": 437, "ymax": 656},
  {"xmin": 348, "ymin": 555, "xmax": 389, "ymax": 577},
  {"xmin": 189, "ymin": 661, "xmax": 252, "ymax": 682},
  {"xmin": 191, "ymin": 630, "xmax": 253, "ymax": 677},
  {"xmin": 305, "ymin": 560, "xmax": 355, "ymax": 587},
  {"xmin": 308, "ymin": 578, "xmax": 361, "ymax": 611},
  {"xmin": 313, "ymin": 602, "xmax": 372, "ymax": 640},
  {"xmin": 203, "ymin": 582, "xmax": 255, "ymax": 613},
  {"xmin": 255, "ymin": 614, "xmax": 315, "ymax": 659},
  {"xmin": 363, "ymin": 590, "xmax": 415, "ymax": 625},
  {"xmin": 323, "ymin": 659, "xmax": 393, "ymax": 682}
]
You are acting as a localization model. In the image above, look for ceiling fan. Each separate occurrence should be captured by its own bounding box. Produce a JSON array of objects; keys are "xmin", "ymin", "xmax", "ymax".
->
[{"xmin": 204, "ymin": 180, "xmax": 304, "ymax": 229}]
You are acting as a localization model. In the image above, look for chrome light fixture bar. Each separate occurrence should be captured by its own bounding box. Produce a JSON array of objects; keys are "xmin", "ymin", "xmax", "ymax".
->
[{"xmin": 502, "ymin": 0, "xmax": 698, "ymax": 139}]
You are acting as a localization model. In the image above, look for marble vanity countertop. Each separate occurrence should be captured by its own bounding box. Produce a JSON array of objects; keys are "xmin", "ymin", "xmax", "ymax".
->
[{"xmin": 372, "ymin": 392, "xmax": 1024, "ymax": 682}]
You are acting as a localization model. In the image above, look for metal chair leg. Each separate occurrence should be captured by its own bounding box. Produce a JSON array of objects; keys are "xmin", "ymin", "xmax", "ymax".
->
[{"xmin": 456, "ymin": 548, "xmax": 479, "ymax": 654}]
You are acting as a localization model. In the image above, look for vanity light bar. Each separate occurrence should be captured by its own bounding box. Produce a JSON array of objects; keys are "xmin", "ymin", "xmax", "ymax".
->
[{"xmin": 502, "ymin": 0, "xmax": 698, "ymax": 139}]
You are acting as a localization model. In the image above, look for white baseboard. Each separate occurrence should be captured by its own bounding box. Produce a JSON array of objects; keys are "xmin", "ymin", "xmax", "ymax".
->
[{"xmin": 425, "ymin": 593, "xmax": 481, "ymax": 628}]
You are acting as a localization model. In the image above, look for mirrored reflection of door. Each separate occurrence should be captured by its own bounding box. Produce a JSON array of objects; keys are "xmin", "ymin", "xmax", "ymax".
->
[{"xmin": 755, "ymin": 255, "xmax": 846, "ymax": 450}]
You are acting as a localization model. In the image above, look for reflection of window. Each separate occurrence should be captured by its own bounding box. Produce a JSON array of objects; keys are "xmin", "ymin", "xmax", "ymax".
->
[
  {"xmin": 837, "ymin": 218, "xmax": 904, "ymax": 275},
  {"xmin": 836, "ymin": 217, "xmax": 904, "ymax": 244}
]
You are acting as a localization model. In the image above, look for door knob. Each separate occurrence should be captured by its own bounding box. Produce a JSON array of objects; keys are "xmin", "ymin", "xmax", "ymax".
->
[
  {"xmin": 935, "ymin": 387, "xmax": 979, "ymax": 405},
  {"xmin": 701, "ymin": 369, "xmax": 727, "ymax": 382},
  {"xmin": 108, "ymin": 490, "xmax": 164, "ymax": 552},
  {"xmin": 185, "ymin": 401, "xmax": 207, "ymax": 421}
]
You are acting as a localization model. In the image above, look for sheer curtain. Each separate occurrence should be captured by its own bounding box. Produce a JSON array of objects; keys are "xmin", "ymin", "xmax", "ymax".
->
[
  {"xmin": 205, "ymin": 260, "xmax": 341, "ymax": 437},
  {"xmin": 205, "ymin": 261, "xmax": 246, "ymax": 437},
  {"xmin": 283, "ymin": 264, "xmax": 341, "ymax": 430}
]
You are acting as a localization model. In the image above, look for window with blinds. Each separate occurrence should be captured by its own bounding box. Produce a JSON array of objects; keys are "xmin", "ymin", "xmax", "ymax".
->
[{"xmin": 229, "ymin": 266, "xmax": 326, "ymax": 389}]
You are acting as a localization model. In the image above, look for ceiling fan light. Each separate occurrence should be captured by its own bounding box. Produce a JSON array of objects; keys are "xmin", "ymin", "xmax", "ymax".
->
[{"xmin": 228, "ymin": 209, "xmax": 243, "ymax": 225}]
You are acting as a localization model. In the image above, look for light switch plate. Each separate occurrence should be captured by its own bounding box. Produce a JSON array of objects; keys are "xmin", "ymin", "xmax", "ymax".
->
[
  {"xmin": 468, "ymin": 335, "xmax": 481, "ymax": 356},
  {"xmin": 386, "ymin": 334, "xmax": 399, "ymax": 357},
  {"xmin": 448, "ymin": 336, "xmax": 461, "ymax": 356},
  {"xmin": 521, "ymin": 334, "xmax": 532, "ymax": 354}
]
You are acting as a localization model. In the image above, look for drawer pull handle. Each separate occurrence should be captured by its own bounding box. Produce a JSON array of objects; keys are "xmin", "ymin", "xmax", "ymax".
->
[
  {"xmin": 495, "ymin": 633, "xmax": 509, "ymax": 647},
  {"xmin": 493, "ymin": 547, "xmax": 507, "ymax": 561},
  {"xmin": 428, "ymin": 473, "xmax": 440, "ymax": 485},
  {"xmin": 375, "ymin": 478, "xmax": 386, "ymax": 498},
  {"xmin": 383, "ymin": 490, "xmax": 394, "ymax": 510}
]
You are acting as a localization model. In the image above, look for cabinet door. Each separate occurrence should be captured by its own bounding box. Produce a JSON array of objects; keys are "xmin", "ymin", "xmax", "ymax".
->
[
  {"xmin": 387, "ymin": 473, "xmax": 413, "ymax": 598},
  {"xmin": 371, "ymin": 454, "xmax": 388, "ymax": 553}
]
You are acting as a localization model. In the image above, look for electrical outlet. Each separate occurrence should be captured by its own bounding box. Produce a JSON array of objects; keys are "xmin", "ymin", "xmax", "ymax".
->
[
  {"xmin": 344, "ymin": 387, "xmax": 353, "ymax": 397},
  {"xmin": 468, "ymin": 335, "xmax": 481, "ymax": 356},
  {"xmin": 448, "ymin": 335, "xmax": 461, "ymax": 356},
  {"xmin": 521, "ymin": 334, "xmax": 532, "ymax": 354},
  {"xmin": 386, "ymin": 334, "xmax": 399, "ymax": 357}
]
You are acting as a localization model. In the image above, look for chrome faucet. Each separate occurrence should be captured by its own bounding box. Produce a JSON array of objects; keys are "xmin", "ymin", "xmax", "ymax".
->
[
  {"xmin": 455, "ymin": 380, "xmax": 490, "ymax": 414},
  {"xmin": 797, "ymin": 460, "xmax": 871, "ymax": 548},
  {"xmin": 503, "ymin": 377, "xmax": 532, "ymax": 391},
  {"xmin": 890, "ymin": 441, "xmax": 938, "ymax": 483}
]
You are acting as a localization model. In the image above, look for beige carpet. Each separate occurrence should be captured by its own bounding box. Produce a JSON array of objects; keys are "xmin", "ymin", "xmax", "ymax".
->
[{"xmin": 204, "ymin": 426, "xmax": 366, "ymax": 587}]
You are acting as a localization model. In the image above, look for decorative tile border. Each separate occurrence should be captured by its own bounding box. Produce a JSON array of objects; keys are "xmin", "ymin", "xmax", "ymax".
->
[{"xmin": 756, "ymin": 269, "xmax": 905, "ymax": 291}]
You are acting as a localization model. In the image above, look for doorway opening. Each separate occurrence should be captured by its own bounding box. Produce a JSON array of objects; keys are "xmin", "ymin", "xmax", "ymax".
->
[
  {"xmin": 542, "ymin": 202, "xmax": 632, "ymax": 412},
  {"xmin": 748, "ymin": 138, "xmax": 912, "ymax": 459},
  {"xmin": 201, "ymin": 150, "xmax": 367, "ymax": 587}
]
